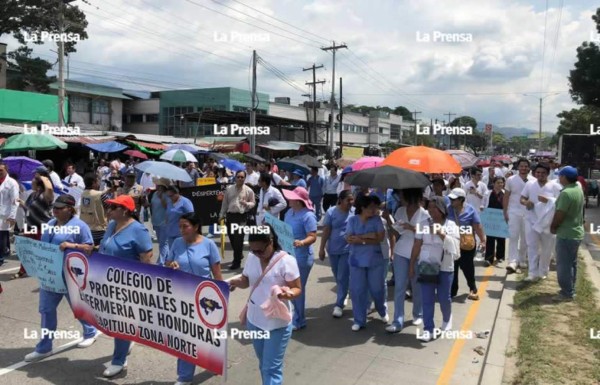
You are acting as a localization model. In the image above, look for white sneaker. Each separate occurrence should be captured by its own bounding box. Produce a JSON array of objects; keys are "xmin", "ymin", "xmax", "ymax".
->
[
  {"xmin": 385, "ymin": 324, "xmax": 401, "ymax": 333},
  {"xmin": 412, "ymin": 318, "xmax": 423, "ymax": 326},
  {"xmin": 175, "ymin": 382, "xmax": 192, "ymax": 385},
  {"xmin": 128, "ymin": 342, "xmax": 135, "ymax": 355},
  {"xmin": 351, "ymin": 324, "xmax": 362, "ymax": 332},
  {"xmin": 418, "ymin": 330, "xmax": 432, "ymax": 342},
  {"xmin": 332, "ymin": 306, "xmax": 343, "ymax": 318},
  {"xmin": 506, "ymin": 262, "xmax": 517, "ymax": 273},
  {"xmin": 103, "ymin": 362, "xmax": 127, "ymax": 378},
  {"xmin": 380, "ymin": 313, "xmax": 390, "ymax": 324},
  {"xmin": 24, "ymin": 350, "xmax": 53, "ymax": 362},
  {"xmin": 524, "ymin": 275, "xmax": 538, "ymax": 282},
  {"xmin": 441, "ymin": 316, "xmax": 453, "ymax": 331},
  {"xmin": 77, "ymin": 333, "xmax": 98, "ymax": 348}
]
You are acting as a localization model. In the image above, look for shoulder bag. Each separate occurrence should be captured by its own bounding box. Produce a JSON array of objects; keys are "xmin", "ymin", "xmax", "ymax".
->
[
  {"xmin": 239, "ymin": 251, "xmax": 287, "ymax": 326},
  {"xmin": 453, "ymin": 208, "xmax": 475, "ymax": 251},
  {"xmin": 417, "ymin": 233, "xmax": 444, "ymax": 284}
]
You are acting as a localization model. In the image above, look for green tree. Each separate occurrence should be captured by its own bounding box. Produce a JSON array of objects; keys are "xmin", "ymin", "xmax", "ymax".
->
[
  {"xmin": 448, "ymin": 116, "xmax": 478, "ymax": 150},
  {"xmin": 550, "ymin": 105, "xmax": 600, "ymax": 145},
  {"xmin": 568, "ymin": 9, "xmax": 600, "ymax": 107},
  {"xmin": 7, "ymin": 46, "xmax": 55, "ymax": 92}
]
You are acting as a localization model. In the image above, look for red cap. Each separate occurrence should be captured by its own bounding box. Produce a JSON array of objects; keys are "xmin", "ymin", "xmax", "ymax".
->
[{"xmin": 106, "ymin": 195, "xmax": 136, "ymax": 212}]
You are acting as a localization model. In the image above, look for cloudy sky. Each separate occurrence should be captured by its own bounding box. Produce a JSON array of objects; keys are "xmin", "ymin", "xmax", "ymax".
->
[{"xmin": 2, "ymin": 0, "xmax": 599, "ymax": 133}]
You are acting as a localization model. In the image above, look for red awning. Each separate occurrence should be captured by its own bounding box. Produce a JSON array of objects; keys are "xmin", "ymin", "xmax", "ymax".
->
[{"xmin": 126, "ymin": 139, "xmax": 167, "ymax": 150}]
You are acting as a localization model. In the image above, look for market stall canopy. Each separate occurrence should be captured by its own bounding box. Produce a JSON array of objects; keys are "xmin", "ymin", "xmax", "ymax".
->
[
  {"xmin": 86, "ymin": 141, "xmax": 128, "ymax": 153},
  {"xmin": 1, "ymin": 133, "xmax": 67, "ymax": 151},
  {"xmin": 257, "ymin": 141, "xmax": 305, "ymax": 151}
]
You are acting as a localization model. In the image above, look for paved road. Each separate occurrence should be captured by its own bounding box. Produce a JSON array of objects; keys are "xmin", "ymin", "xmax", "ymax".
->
[{"xmin": 0, "ymin": 224, "xmax": 508, "ymax": 385}]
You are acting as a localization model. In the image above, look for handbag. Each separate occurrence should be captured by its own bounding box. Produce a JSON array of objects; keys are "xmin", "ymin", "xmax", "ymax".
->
[
  {"xmin": 417, "ymin": 261, "xmax": 441, "ymax": 283},
  {"xmin": 239, "ymin": 251, "xmax": 287, "ymax": 326},
  {"xmin": 454, "ymin": 208, "xmax": 475, "ymax": 251}
]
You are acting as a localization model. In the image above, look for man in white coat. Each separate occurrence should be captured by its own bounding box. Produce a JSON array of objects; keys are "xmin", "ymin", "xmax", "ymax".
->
[
  {"xmin": 464, "ymin": 167, "xmax": 488, "ymax": 212},
  {"xmin": 503, "ymin": 158, "xmax": 535, "ymax": 273},
  {"xmin": 520, "ymin": 163, "xmax": 562, "ymax": 281},
  {"xmin": 256, "ymin": 172, "xmax": 287, "ymax": 225},
  {"xmin": 0, "ymin": 163, "xmax": 19, "ymax": 266}
]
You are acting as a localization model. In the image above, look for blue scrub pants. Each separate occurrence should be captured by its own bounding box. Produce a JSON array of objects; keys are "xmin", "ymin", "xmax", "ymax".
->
[
  {"xmin": 292, "ymin": 259, "xmax": 313, "ymax": 329},
  {"xmin": 391, "ymin": 255, "xmax": 422, "ymax": 328},
  {"xmin": 310, "ymin": 196, "xmax": 323, "ymax": 221},
  {"xmin": 176, "ymin": 358, "xmax": 197, "ymax": 382},
  {"xmin": 248, "ymin": 320, "xmax": 293, "ymax": 385},
  {"xmin": 112, "ymin": 338, "xmax": 131, "ymax": 366},
  {"xmin": 349, "ymin": 263, "xmax": 387, "ymax": 327},
  {"xmin": 154, "ymin": 225, "xmax": 169, "ymax": 266},
  {"xmin": 36, "ymin": 288, "xmax": 97, "ymax": 353},
  {"xmin": 420, "ymin": 271, "xmax": 453, "ymax": 333},
  {"xmin": 329, "ymin": 253, "xmax": 350, "ymax": 308}
]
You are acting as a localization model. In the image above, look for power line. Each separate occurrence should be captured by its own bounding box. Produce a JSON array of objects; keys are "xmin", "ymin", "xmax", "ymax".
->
[
  {"xmin": 540, "ymin": 0, "xmax": 549, "ymax": 93},
  {"xmin": 545, "ymin": 0, "xmax": 564, "ymax": 93}
]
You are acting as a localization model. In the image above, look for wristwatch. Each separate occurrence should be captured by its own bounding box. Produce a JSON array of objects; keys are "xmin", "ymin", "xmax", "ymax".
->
[{"xmin": 362, "ymin": 241, "xmax": 366, "ymax": 245}]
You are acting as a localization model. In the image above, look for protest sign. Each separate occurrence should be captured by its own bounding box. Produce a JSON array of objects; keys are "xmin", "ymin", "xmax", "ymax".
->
[
  {"xmin": 264, "ymin": 213, "xmax": 296, "ymax": 256},
  {"xmin": 181, "ymin": 183, "xmax": 229, "ymax": 225},
  {"xmin": 197, "ymin": 177, "xmax": 216, "ymax": 186},
  {"xmin": 64, "ymin": 251, "xmax": 229, "ymax": 375},
  {"xmin": 15, "ymin": 236, "xmax": 67, "ymax": 293},
  {"xmin": 480, "ymin": 208, "xmax": 509, "ymax": 238}
]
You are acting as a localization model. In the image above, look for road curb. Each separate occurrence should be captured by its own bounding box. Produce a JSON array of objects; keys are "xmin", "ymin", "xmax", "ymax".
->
[
  {"xmin": 580, "ymin": 241, "xmax": 600, "ymax": 309},
  {"xmin": 479, "ymin": 269, "xmax": 518, "ymax": 385}
]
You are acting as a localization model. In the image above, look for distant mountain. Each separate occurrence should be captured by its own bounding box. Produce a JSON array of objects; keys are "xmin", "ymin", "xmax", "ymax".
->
[{"xmin": 491, "ymin": 126, "xmax": 537, "ymax": 138}]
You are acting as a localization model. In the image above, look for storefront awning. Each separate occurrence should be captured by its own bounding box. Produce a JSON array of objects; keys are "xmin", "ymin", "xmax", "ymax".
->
[
  {"xmin": 257, "ymin": 141, "xmax": 305, "ymax": 151},
  {"xmin": 126, "ymin": 140, "xmax": 167, "ymax": 151}
]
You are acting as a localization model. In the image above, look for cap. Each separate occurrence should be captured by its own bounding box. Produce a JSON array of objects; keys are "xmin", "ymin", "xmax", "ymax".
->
[
  {"xmin": 53, "ymin": 194, "xmax": 76, "ymax": 208},
  {"xmin": 106, "ymin": 195, "xmax": 136, "ymax": 212},
  {"xmin": 42, "ymin": 159, "xmax": 54, "ymax": 169},
  {"xmin": 35, "ymin": 165, "xmax": 49, "ymax": 175},
  {"xmin": 448, "ymin": 188, "xmax": 466, "ymax": 200},
  {"xmin": 558, "ymin": 166, "xmax": 578, "ymax": 179},
  {"xmin": 292, "ymin": 169, "xmax": 305, "ymax": 177}
]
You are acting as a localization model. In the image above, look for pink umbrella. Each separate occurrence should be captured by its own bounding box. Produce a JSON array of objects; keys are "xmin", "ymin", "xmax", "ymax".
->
[{"xmin": 351, "ymin": 156, "xmax": 384, "ymax": 171}]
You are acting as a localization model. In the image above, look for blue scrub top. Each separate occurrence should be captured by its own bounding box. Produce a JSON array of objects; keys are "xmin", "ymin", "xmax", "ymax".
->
[
  {"xmin": 150, "ymin": 192, "xmax": 168, "ymax": 227},
  {"xmin": 166, "ymin": 237, "xmax": 220, "ymax": 278},
  {"xmin": 307, "ymin": 175, "xmax": 325, "ymax": 198},
  {"xmin": 165, "ymin": 196, "xmax": 194, "ymax": 238},
  {"xmin": 41, "ymin": 217, "xmax": 94, "ymax": 246},
  {"xmin": 284, "ymin": 208, "xmax": 317, "ymax": 261},
  {"xmin": 292, "ymin": 178, "xmax": 307, "ymax": 188},
  {"xmin": 323, "ymin": 206, "xmax": 354, "ymax": 255},
  {"xmin": 346, "ymin": 215, "xmax": 385, "ymax": 267},
  {"xmin": 100, "ymin": 220, "xmax": 153, "ymax": 261},
  {"xmin": 447, "ymin": 203, "xmax": 481, "ymax": 226}
]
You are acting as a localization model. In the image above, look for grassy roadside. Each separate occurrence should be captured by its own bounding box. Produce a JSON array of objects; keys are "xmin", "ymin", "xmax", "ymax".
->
[{"xmin": 511, "ymin": 255, "xmax": 600, "ymax": 385}]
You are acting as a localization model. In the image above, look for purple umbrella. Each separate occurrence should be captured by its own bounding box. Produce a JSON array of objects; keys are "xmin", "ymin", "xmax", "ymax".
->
[{"xmin": 2, "ymin": 156, "xmax": 42, "ymax": 182}]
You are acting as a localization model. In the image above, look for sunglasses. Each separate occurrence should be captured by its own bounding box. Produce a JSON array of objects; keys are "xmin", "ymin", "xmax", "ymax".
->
[
  {"xmin": 250, "ymin": 241, "xmax": 271, "ymax": 255},
  {"xmin": 107, "ymin": 204, "xmax": 123, "ymax": 210}
]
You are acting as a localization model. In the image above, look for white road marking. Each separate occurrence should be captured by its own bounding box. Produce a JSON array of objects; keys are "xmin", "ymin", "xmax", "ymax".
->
[{"xmin": 0, "ymin": 267, "xmax": 20, "ymax": 274}]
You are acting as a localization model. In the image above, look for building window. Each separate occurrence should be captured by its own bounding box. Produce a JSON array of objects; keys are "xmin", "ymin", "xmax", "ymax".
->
[
  {"xmin": 130, "ymin": 114, "xmax": 144, "ymax": 123},
  {"xmin": 71, "ymin": 95, "xmax": 89, "ymax": 112},
  {"xmin": 92, "ymin": 100, "xmax": 109, "ymax": 114},
  {"xmin": 379, "ymin": 127, "xmax": 384, "ymax": 134},
  {"xmin": 146, "ymin": 114, "xmax": 158, "ymax": 122}
]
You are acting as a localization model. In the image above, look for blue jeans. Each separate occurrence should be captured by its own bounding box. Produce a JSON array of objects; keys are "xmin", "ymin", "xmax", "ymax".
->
[
  {"xmin": 391, "ymin": 255, "xmax": 422, "ymax": 328},
  {"xmin": 36, "ymin": 289, "xmax": 97, "ymax": 353},
  {"xmin": 349, "ymin": 263, "xmax": 387, "ymax": 327},
  {"xmin": 0, "ymin": 230, "xmax": 9, "ymax": 263},
  {"xmin": 420, "ymin": 271, "xmax": 453, "ymax": 333},
  {"xmin": 292, "ymin": 259, "xmax": 313, "ymax": 328},
  {"xmin": 555, "ymin": 238, "xmax": 581, "ymax": 298},
  {"xmin": 247, "ymin": 320, "xmax": 293, "ymax": 385},
  {"xmin": 177, "ymin": 358, "xmax": 197, "ymax": 382},
  {"xmin": 154, "ymin": 225, "xmax": 169, "ymax": 266},
  {"xmin": 310, "ymin": 196, "xmax": 323, "ymax": 221},
  {"xmin": 112, "ymin": 338, "xmax": 131, "ymax": 366},
  {"xmin": 329, "ymin": 253, "xmax": 350, "ymax": 308}
]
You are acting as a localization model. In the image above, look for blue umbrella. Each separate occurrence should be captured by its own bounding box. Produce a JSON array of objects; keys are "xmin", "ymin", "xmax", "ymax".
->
[
  {"xmin": 276, "ymin": 157, "xmax": 310, "ymax": 175},
  {"xmin": 220, "ymin": 159, "xmax": 246, "ymax": 172},
  {"xmin": 134, "ymin": 161, "xmax": 192, "ymax": 182},
  {"xmin": 2, "ymin": 156, "xmax": 42, "ymax": 182}
]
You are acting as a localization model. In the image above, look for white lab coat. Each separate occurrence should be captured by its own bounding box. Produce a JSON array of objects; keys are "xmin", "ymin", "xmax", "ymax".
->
[
  {"xmin": 0, "ymin": 176, "xmax": 20, "ymax": 231},
  {"xmin": 256, "ymin": 186, "xmax": 287, "ymax": 225}
]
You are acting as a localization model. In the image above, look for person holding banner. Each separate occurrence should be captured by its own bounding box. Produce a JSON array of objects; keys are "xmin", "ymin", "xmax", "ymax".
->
[
  {"xmin": 150, "ymin": 178, "xmax": 170, "ymax": 265},
  {"xmin": 165, "ymin": 212, "xmax": 222, "ymax": 385},
  {"xmin": 99, "ymin": 195, "xmax": 153, "ymax": 378},
  {"xmin": 282, "ymin": 187, "xmax": 317, "ymax": 330},
  {"xmin": 229, "ymin": 225, "xmax": 302, "ymax": 385},
  {"xmin": 345, "ymin": 195, "xmax": 388, "ymax": 331},
  {"xmin": 483, "ymin": 177, "xmax": 506, "ymax": 266},
  {"xmin": 24, "ymin": 194, "xmax": 98, "ymax": 362},
  {"xmin": 319, "ymin": 190, "xmax": 354, "ymax": 318}
]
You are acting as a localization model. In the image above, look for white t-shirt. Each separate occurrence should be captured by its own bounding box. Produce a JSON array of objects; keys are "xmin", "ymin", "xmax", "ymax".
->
[
  {"xmin": 464, "ymin": 180, "xmax": 488, "ymax": 211},
  {"xmin": 243, "ymin": 251, "xmax": 300, "ymax": 331},
  {"xmin": 392, "ymin": 206, "xmax": 430, "ymax": 258},
  {"xmin": 520, "ymin": 179, "xmax": 562, "ymax": 223},
  {"xmin": 505, "ymin": 174, "xmax": 535, "ymax": 214},
  {"xmin": 415, "ymin": 219, "xmax": 460, "ymax": 272},
  {"xmin": 246, "ymin": 171, "xmax": 260, "ymax": 186},
  {"xmin": 324, "ymin": 174, "xmax": 341, "ymax": 195}
]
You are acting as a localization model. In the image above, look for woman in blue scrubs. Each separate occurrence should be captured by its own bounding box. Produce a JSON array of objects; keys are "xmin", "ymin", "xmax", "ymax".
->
[
  {"xmin": 99, "ymin": 195, "xmax": 153, "ymax": 378},
  {"xmin": 345, "ymin": 195, "xmax": 388, "ymax": 331},
  {"xmin": 318, "ymin": 190, "xmax": 354, "ymax": 318},
  {"xmin": 165, "ymin": 185, "xmax": 194, "ymax": 251},
  {"xmin": 24, "ymin": 194, "xmax": 98, "ymax": 362},
  {"xmin": 282, "ymin": 187, "xmax": 317, "ymax": 330},
  {"xmin": 165, "ymin": 212, "xmax": 222, "ymax": 385}
]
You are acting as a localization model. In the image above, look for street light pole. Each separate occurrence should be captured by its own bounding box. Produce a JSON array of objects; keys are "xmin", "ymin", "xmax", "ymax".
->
[{"xmin": 523, "ymin": 93, "xmax": 561, "ymax": 154}]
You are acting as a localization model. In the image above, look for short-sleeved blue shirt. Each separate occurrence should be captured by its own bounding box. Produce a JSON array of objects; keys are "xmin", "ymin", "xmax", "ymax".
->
[
  {"xmin": 166, "ymin": 237, "xmax": 220, "ymax": 278},
  {"xmin": 284, "ymin": 208, "xmax": 317, "ymax": 261},
  {"xmin": 323, "ymin": 206, "xmax": 354, "ymax": 255},
  {"xmin": 307, "ymin": 175, "xmax": 325, "ymax": 198},
  {"xmin": 346, "ymin": 215, "xmax": 385, "ymax": 267},
  {"xmin": 447, "ymin": 203, "xmax": 481, "ymax": 227},
  {"xmin": 41, "ymin": 217, "xmax": 94, "ymax": 246},
  {"xmin": 165, "ymin": 196, "xmax": 194, "ymax": 238},
  {"xmin": 291, "ymin": 178, "xmax": 307, "ymax": 188},
  {"xmin": 99, "ymin": 220, "xmax": 153, "ymax": 261}
]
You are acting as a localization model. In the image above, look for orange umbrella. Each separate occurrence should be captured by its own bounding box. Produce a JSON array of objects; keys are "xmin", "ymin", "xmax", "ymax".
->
[{"xmin": 382, "ymin": 146, "xmax": 462, "ymax": 173}]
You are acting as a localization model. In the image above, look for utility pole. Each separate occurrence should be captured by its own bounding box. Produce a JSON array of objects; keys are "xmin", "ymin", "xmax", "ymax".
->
[
  {"xmin": 250, "ymin": 50, "xmax": 257, "ymax": 154},
  {"xmin": 339, "ymin": 77, "xmax": 343, "ymax": 157},
  {"xmin": 303, "ymin": 64, "xmax": 324, "ymax": 144},
  {"xmin": 412, "ymin": 110, "xmax": 421, "ymax": 145},
  {"xmin": 58, "ymin": 0, "xmax": 66, "ymax": 126},
  {"xmin": 321, "ymin": 41, "xmax": 347, "ymax": 157},
  {"xmin": 538, "ymin": 97, "xmax": 542, "ymax": 152},
  {"xmin": 301, "ymin": 93, "xmax": 311, "ymax": 142}
]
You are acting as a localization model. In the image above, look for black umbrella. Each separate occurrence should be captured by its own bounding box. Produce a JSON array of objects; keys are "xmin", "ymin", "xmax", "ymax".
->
[
  {"xmin": 345, "ymin": 165, "xmax": 431, "ymax": 189},
  {"xmin": 276, "ymin": 157, "xmax": 310, "ymax": 175},
  {"xmin": 208, "ymin": 152, "xmax": 228, "ymax": 161},
  {"xmin": 244, "ymin": 153, "xmax": 266, "ymax": 163},
  {"xmin": 293, "ymin": 155, "xmax": 321, "ymax": 168}
]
